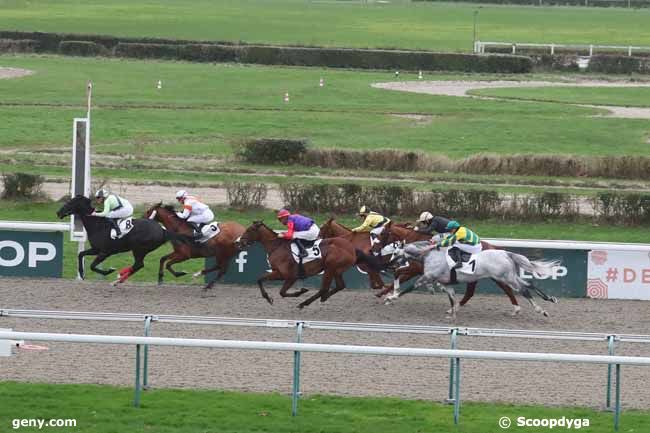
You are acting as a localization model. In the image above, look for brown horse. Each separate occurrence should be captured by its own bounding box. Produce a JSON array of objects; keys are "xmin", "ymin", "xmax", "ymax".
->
[
  {"xmin": 144, "ymin": 203, "xmax": 245, "ymax": 292},
  {"xmin": 319, "ymin": 218, "xmax": 386, "ymax": 290},
  {"xmin": 235, "ymin": 221, "xmax": 381, "ymax": 308},
  {"xmin": 373, "ymin": 221, "xmax": 522, "ymax": 315}
]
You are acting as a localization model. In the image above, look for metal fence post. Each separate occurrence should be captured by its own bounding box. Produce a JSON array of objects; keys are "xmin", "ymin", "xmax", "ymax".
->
[
  {"xmin": 614, "ymin": 364, "xmax": 621, "ymax": 431},
  {"xmin": 453, "ymin": 357, "xmax": 461, "ymax": 425},
  {"xmin": 134, "ymin": 344, "xmax": 142, "ymax": 407},
  {"xmin": 143, "ymin": 316, "xmax": 152, "ymax": 390},
  {"xmin": 447, "ymin": 329, "xmax": 458, "ymax": 403},
  {"xmin": 292, "ymin": 322, "xmax": 304, "ymax": 416},
  {"xmin": 606, "ymin": 335, "xmax": 616, "ymax": 410}
]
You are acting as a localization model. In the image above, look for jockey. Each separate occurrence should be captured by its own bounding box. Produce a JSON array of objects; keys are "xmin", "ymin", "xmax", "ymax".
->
[
  {"xmin": 438, "ymin": 220, "xmax": 482, "ymax": 269},
  {"xmin": 351, "ymin": 206, "xmax": 390, "ymax": 238},
  {"xmin": 414, "ymin": 212, "xmax": 451, "ymax": 235},
  {"xmin": 175, "ymin": 190, "xmax": 215, "ymax": 240},
  {"xmin": 276, "ymin": 209, "xmax": 320, "ymax": 258},
  {"xmin": 92, "ymin": 188, "xmax": 134, "ymax": 237}
]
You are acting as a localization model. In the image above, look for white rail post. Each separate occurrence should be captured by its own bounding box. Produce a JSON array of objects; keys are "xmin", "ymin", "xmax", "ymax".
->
[
  {"xmin": 589, "ymin": 45, "xmax": 593, "ymax": 56},
  {"xmin": 447, "ymin": 329, "xmax": 458, "ymax": 403},
  {"xmin": 453, "ymin": 357, "xmax": 461, "ymax": 424},
  {"xmin": 292, "ymin": 322, "xmax": 304, "ymax": 416},
  {"xmin": 134, "ymin": 344, "xmax": 142, "ymax": 407},
  {"xmin": 614, "ymin": 364, "xmax": 621, "ymax": 430},
  {"xmin": 143, "ymin": 316, "xmax": 153, "ymax": 390},
  {"xmin": 606, "ymin": 335, "xmax": 616, "ymax": 410}
]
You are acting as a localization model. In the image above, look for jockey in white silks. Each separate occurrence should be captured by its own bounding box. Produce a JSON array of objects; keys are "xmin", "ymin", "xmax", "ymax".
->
[
  {"xmin": 175, "ymin": 190, "xmax": 215, "ymax": 239},
  {"xmin": 92, "ymin": 188, "xmax": 133, "ymax": 237}
]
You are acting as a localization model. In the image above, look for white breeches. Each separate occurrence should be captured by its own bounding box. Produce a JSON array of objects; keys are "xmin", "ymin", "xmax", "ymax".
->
[
  {"xmin": 455, "ymin": 242, "xmax": 482, "ymax": 255},
  {"xmin": 188, "ymin": 209, "xmax": 214, "ymax": 225},
  {"xmin": 370, "ymin": 226, "xmax": 385, "ymax": 236},
  {"xmin": 292, "ymin": 224, "xmax": 320, "ymax": 241},
  {"xmin": 107, "ymin": 202, "xmax": 133, "ymax": 219}
]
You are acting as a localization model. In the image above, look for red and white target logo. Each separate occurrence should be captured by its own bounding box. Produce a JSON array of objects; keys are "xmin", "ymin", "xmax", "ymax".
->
[
  {"xmin": 591, "ymin": 250, "xmax": 608, "ymax": 266},
  {"xmin": 587, "ymin": 278, "xmax": 608, "ymax": 299}
]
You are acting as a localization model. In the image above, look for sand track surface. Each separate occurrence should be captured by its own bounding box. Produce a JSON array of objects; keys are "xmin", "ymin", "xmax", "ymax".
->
[{"xmin": 2, "ymin": 277, "xmax": 650, "ymax": 409}]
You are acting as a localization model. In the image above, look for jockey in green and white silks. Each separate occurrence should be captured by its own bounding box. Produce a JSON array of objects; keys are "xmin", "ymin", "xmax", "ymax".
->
[
  {"xmin": 92, "ymin": 188, "xmax": 134, "ymax": 237},
  {"xmin": 438, "ymin": 220, "xmax": 482, "ymax": 269}
]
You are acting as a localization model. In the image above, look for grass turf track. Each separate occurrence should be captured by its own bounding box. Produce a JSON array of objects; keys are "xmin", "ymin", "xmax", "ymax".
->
[
  {"xmin": 1, "ymin": 55, "xmax": 649, "ymax": 159},
  {"xmin": 0, "ymin": 382, "xmax": 647, "ymax": 433},
  {"xmin": 1, "ymin": 200, "xmax": 648, "ymax": 283},
  {"xmin": 1, "ymin": 0, "xmax": 650, "ymax": 51}
]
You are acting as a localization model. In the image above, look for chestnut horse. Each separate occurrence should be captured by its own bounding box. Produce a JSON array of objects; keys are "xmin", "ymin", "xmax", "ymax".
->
[
  {"xmin": 235, "ymin": 221, "xmax": 381, "ymax": 308},
  {"xmin": 144, "ymin": 203, "xmax": 245, "ymax": 293},
  {"xmin": 319, "ymin": 218, "xmax": 386, "ymax": 290},
  {"xmin": 373, "ymin": 221, "xmax": 522, "ymax": 316}
]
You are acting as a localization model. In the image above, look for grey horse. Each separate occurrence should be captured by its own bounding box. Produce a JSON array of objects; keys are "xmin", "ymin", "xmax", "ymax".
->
[{"xmin": 388, "ymin": 241, "xmax": 559, "ymax": 319}]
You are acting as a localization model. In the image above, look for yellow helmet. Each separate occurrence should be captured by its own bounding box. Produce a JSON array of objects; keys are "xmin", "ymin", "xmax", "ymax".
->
[{"xmin": 359, "ymin": 205, "xmax": 369, "ymax": 216}]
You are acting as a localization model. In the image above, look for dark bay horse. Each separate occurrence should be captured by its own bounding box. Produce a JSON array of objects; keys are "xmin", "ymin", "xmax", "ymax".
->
[
  {"xmin": 56, "ymin": 195, "xmax": 177, "ymax": 285},
  {"xmin": 144, "ymin": 203, "xmax": 245, "ymax": 292},
  {"xmin": 373, "ymin": 221, "xmax": 522, "ymax": 316},
  {"xmin": 319, "ymin": 218, "xmax": 386, "ymax": 290},
  {"xmin": 235, "ymin": 221, "xmax": 381, "ymax": 308}
]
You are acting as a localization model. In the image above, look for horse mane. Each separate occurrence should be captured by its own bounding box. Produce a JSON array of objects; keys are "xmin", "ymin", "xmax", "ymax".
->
[{"xmin": 163, "ymin": 204, "xmax": 176, "ymax": 212}]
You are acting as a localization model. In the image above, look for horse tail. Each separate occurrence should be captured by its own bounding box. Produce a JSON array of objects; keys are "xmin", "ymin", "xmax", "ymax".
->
[
  {"xmin": 507, "ymin": 252, "xmax": 560, "ymax": 291},
  {"xmin": 355, "ymin": 249, "xmax": 383, "ymax": 272},
  {"xmin": 164, "ymin": 229, "xmax": 193, "ymax": 245}
]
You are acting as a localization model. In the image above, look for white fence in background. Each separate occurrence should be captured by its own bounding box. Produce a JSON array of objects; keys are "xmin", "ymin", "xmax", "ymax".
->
[
  {"xmin": 2, "ymin": 308, "xmax": 650, "ymax": 430},
  {"xmin": 475, "ymin": 41, "xmax": 650, "ymax": 56}
]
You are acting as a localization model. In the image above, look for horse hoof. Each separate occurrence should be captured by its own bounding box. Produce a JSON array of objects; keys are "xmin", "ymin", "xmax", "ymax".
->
[
  {"xmin": 176, "ymin": 271, "xmax": 188, "ymax": 278},
  {"xmin": 111, "ymin": 280, "xmax": 120, "ymax": 287},
  {"xmin": 266, "ymin": 297, "xmax": 274, "ymax": 305},
  {"xmin": 543, "ymin": 311, "xmax": 550, "ymax": 317},
  {"xmin": 192, "ymin": 271, "xmax": 202, "ymax": 279},
  {"xmin": 551, "ymin": 296, "xmax": 559, "ymax": 304}
]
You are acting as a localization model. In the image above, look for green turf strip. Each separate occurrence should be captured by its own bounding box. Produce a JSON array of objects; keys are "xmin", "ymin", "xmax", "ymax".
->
[{"xmin": 0, "ymin": 382, "xmax": 647, "ymax": 433}]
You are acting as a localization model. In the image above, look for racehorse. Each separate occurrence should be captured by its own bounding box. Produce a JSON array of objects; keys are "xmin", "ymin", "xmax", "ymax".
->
[
  {"xmin": 144, "ymin": 203, "xmax": 245, "ymax": 293},
  {"xmin": 56, "ymin": 195, "xmax": 179, "ymax": 285},
  {"xmin": 319, "ymin": 218, "xmax": 386, "ymax": 290},
  {"xmin": 390, "ymin": 241, "xmax": 559, "ymax": 319},
  {"xmin": 235, "ymin": 221, "xmax": 382, "ymax": 308},
  {"xmin": 373, "ymin": 222, "xmax": 523, "ymax": 316}
]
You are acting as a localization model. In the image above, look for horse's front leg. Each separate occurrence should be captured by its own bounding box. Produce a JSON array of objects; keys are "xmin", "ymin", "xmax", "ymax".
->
[
  {"xmin": 78, "ymin": 247, "xmax": 99, "ymax": 279},
  {"xmin": 439, "ymin": 283, "xmax": 458, "ymax": 321},
  {"xmin": 257, "ymin": 270, "xmax": 283, "ymax": 305},
  {"xmin": 89, "ymin": 252, "xmax": 115, "ymax": 276}
]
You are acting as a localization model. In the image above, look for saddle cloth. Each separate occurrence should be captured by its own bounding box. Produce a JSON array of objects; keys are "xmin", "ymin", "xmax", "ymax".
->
[
  {"xmin": 110, "ymin": 217, "xmax": 134, "ymax": 240},
  {"xmin": 197, "ymin": 222, "xmax": 220, "ymax": 243},
  {"xmin": 290, "ymin": 239, "xmax": 323, "ymax": 264},
  {"xmin": 446, "ymin": 249, "xmax": 479, "ymax": 275}
]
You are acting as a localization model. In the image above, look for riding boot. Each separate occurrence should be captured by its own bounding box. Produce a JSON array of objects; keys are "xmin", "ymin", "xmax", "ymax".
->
[
  {"xmin": 298, "ymin": 256, "xmax": 306, "ymax": 280},
  {"xmin": 110, "ymin": 218, "xmax": 122, "ymax": 237},
  {"xmin": 294, "ymin": 239, "xmax": 308, "ymax": 258},
  {"xmin": 190, "ymin": 222, "xmax": 202, "ymax": 240},
  {"xmin": 450, "ymin": 247, "xmax": 462, "ymax": 269}
]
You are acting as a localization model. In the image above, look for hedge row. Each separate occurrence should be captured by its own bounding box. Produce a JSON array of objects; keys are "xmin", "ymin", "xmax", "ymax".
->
[
  {"xmin": 59, "ymin": 41, "xmax": 109, "ymax": 57},
  {"xmin": 0, "ymin": 30, "xmax": 532, "ymax": 73},
  {"xmin": 278, "ymin": 184, "xmax": 650, "ymax": 224},
  {"xmin": 234, "ymin": 142, "xmax": 650, "ymax": 181},
  {"xmin": 413, "ymin": 0, "xmax": 650, "ymax": 7},
  {"xmin": 0, "ymin": 38, "xmax": 39, "ymax": 53}
]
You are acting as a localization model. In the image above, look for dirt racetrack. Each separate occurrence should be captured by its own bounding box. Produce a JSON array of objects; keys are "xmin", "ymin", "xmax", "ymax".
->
[{"xmin": 1, "ymin": 277, "xmax": 650, "ymax": 409}]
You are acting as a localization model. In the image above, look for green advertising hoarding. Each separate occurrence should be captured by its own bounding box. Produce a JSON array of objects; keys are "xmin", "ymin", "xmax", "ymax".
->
[
  {"xmin": 206, "ymin": 245, "xmax": 588, "ymax": 298},
  {"xmin": 0, "ymin": 230, "xmax": 64, "ymax": 278}
]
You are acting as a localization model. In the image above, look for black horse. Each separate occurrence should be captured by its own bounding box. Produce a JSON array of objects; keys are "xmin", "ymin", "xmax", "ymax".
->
[{"xmin": 57, "ymin": 195, "xmax": 184, "ymax": 285}]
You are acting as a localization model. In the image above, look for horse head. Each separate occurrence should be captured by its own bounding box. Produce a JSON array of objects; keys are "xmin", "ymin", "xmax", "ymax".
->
[
  {"xmin": 56, "ymin": 195, "xmax": 93, "ymax": 219},
  {"xmin": 236, "ymin": 221, "xmax": 267, "ymax": 249},
  {"xmin": 319, "ymin": 217, "xmax": 337, "ymax": 238},
  {"xmin": 371, "ymin": 221, "xmax": 394, "ymax": 254},
  {"xmin": 144, "ymin": 201, "xmax": 164, "ymax": 221}
]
